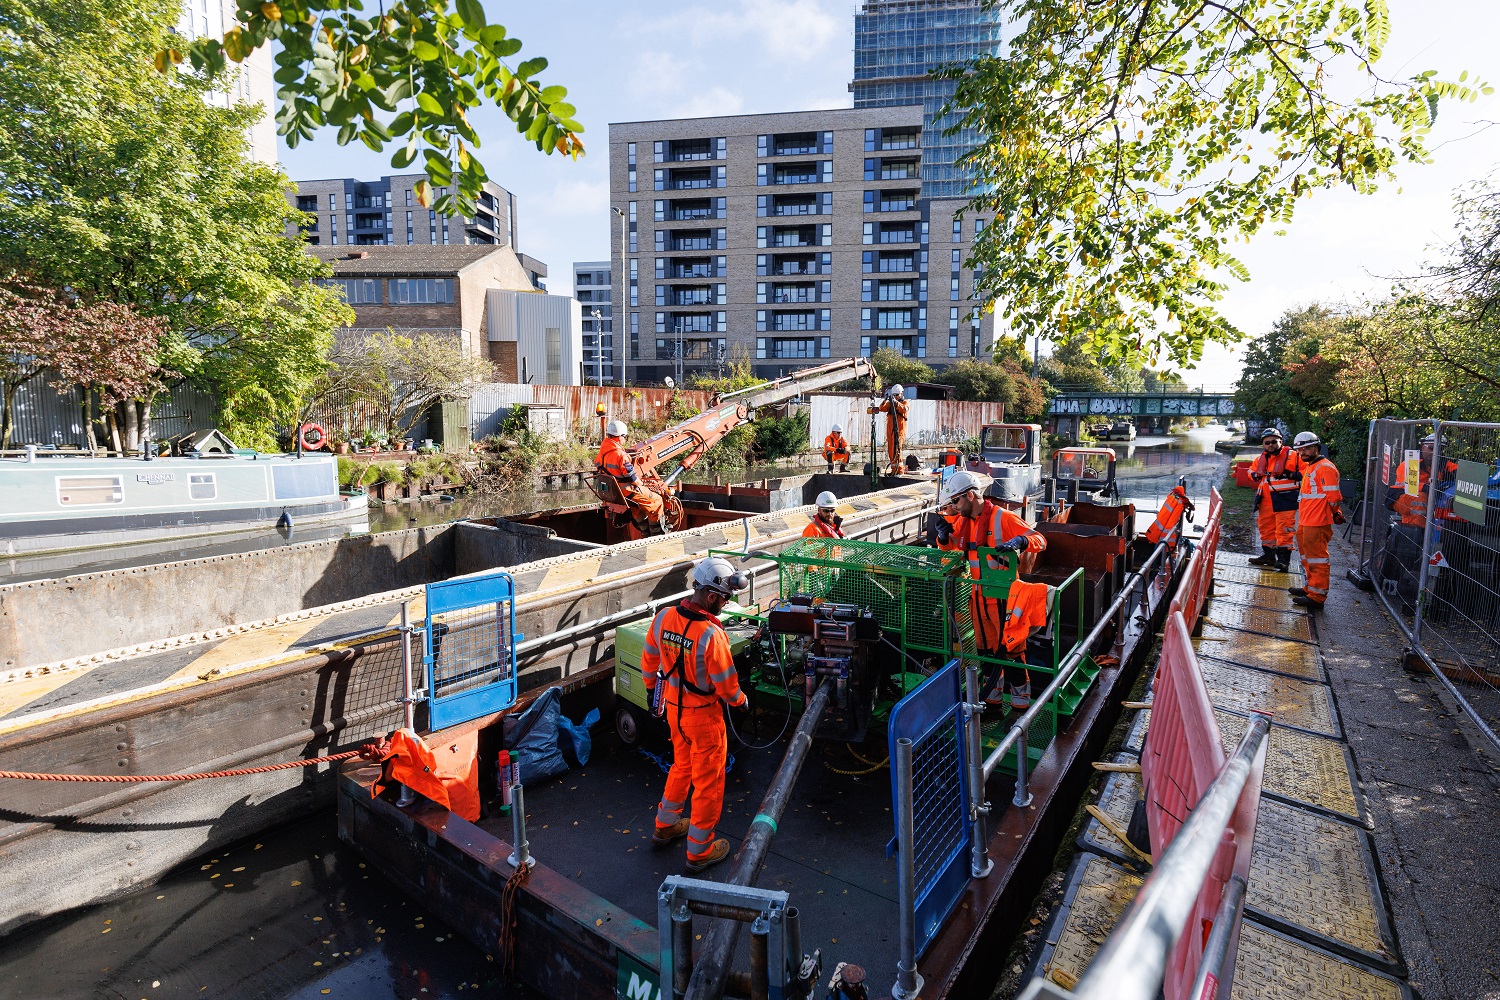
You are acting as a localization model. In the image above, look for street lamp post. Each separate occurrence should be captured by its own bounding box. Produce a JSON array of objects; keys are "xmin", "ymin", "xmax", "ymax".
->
[
  {"xmin": 588, "ymin": 308, "xmax": 604, "ymax": 388},
  {"xmin": 612, "ymin": 205, "xmax": 628, "ymax": 388}
]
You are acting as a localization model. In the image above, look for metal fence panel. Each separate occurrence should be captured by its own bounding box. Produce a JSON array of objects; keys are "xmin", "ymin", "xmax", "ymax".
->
[
  {"xmin": 1364, "ymin": 418, "xmax": 1500, "ymax": 749},
  {"xmin": 423, "ymin": 570, "xmax": 519, "ymax": 730},
  {"xmin": 888, "ymin": 659, "xmax": 972, "ymax": 957}
]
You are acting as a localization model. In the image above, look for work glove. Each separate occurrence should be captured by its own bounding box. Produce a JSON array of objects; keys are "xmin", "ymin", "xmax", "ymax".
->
[
  {"xmin": 999, "ymin": 535, "xmax": 1030, "ymax": 552},
  {"xmin": 1333, "ymin": 506, "xmax": 1347, "ymax": 525},
  {"xmin": 1250, "ymin": 471, "xmax": 1264, "ymax": 482},
  {"xmin": 1285, "ymin": 470, "xmax": 1303, "ymax": 483},
  {"xmin": 930, "ymin": 513, "xmax": 953, "ymax": 544},
  {"xmin": 731, "ymin": 697, "xmax": 751, "ymax": 714},
  {"xmin": 1252, "ymin": 492, "xmax": 1262, "ymax": 511}
]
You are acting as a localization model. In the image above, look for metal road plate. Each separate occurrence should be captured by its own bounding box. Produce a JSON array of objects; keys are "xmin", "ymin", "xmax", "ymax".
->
[
  {"xmin": 1198, "ymin": 659, "xmax": 1340, "ymax": 737},
  {"xmin": 1036, "ymin": 855, "xmax": 1144, "ymax": 991},
  {"xmin": 1195, "ymin": 633, "xmax": 1325, "ymax": 680},
  {"xmin": 1078, "ymin": 762, "xmax": 1147, "ymax": 868},
  {"xmin": 1214, "ymin": 563, "xmax": 1304, "ymax": 586},
  {"xmin": 1213, "ymin": 579, "xmax": 1300, "ymax": 611},
  {"xmin": 1215, "ymin": 710, "xmax": 1365, "ymax": 826},
  {"xmin": 1233, "ymin": 921, "xmax": 1412, "ymax": 1000},
  {"xmin": 1247, "ymin": 800, "xmax": 1400, "ymax": 971},
  {"xmin": 1205, "ymin": 604, "xmax": 1316, "ymax": 643}
]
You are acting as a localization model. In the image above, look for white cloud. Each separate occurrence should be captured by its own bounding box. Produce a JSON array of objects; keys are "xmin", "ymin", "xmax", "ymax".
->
[
  {"xmin": 543, "ymin": 177, "xmax": 610, "ymax": 218},
  {"xmin": 672, "ymin": 86, "xmax": 747, "ymax": 119}
]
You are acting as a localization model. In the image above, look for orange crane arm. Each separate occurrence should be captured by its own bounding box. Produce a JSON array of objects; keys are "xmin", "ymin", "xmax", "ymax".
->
[{"xmin": 628, "ymin": 357, "xmax": 875, "ymax": 484}]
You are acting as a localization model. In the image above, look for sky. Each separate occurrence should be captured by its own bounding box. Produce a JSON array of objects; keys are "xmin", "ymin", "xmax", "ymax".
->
[{"xmin": 275, "ymin": 0, "xmax": 1500, "ymax": 387}]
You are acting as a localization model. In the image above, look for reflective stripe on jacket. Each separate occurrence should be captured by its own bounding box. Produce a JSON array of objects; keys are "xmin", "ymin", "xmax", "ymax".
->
[
  {"xmin": 641, "ymin": 601, "xmax": 747, "ymax": 711},
  {"xmin": 823, "ymin": 433, "xmax": 850, "ymax": 462},
  {"xmin": 1297, "ymin": 458, "xmax": 1343, "ymax": 527},
  {"xmin": 803, "ymin": 513, "xmax": 844, "ymax": 539},
  {"xmin": 1252, "ymin": 448, "xmax": 1303, "ymax": 512}
]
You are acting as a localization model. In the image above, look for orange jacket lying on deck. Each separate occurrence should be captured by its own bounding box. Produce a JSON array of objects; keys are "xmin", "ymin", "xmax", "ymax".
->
[{"xmin": 372, "ymin": 728, "xmax": 480, "ymax": 822}]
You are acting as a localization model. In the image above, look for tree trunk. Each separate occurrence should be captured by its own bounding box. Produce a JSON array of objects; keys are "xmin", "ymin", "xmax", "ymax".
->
[
  {"xmin": 106, "ymin": 406, "xmax": 122, "ymax": 455},
  {"xmin": 2, "ymin": 381, "xmax": 16, "ymax": 450},
  {"xmin": 82, "ymin": 393, "xmax": 96, "ymax": 452},
  {"xmin": 136, "ymin": 398, "xmax": 153, "ymax": 452},
  {"xmin": 118, "ymin": 400, "xmax": 140, "ymax": 454}
]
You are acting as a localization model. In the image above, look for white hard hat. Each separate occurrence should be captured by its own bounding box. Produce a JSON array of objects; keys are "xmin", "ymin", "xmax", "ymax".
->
[
  {"xmin": 830, "ymin": 423, "xmax": 843, "ymax": 434},
  {"xmin": 815, "ymin": 491, "xmax": 838, "ymax": 509},
  {"xmin": 938, "ymin": 469, "xmax": 988, "ymax": 507},
  {"xmin": 890, "ymin": 384, "xmax": 905, "ymax": 397},
  {"xmin": 605, "ymin": 419, "xmax": 627, "ymax": 437},
  {"xmin": 1292, "ymin": 431, "xmax": 1320, "ymax": 449},
  {"xmin": 692, "ymin": 555, "xmax": 750, "ymax": 597}
]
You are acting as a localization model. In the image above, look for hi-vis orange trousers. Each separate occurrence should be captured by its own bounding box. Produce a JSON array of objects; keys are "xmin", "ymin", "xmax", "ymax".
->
[
  {"xmin": 655, "ymin": 702, "xmax": 728, "ymax": 862},
  {"xmin": 1297, "ymin": 524, "xmax": 1333, "ymax": 605},
  {"xmin": 1257, "ymin": 505, "xmax": 1296, "ymax": 550}
]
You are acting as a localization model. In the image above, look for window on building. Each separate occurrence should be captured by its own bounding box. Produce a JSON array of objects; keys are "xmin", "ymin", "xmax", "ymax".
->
[
  {"xmin": 319, "ymin": 277, "xmax": 382, "ymax": 304},
  {"xmin": 295, "ymin": 195, "xmax": 318, "ymax": 212},
  {"xmin": 545, "ymin": 327, "xmax": 562, "ymax": 383},
  {"xmin": 952, "ymin": 218, "xmax": 962, "ymax": 240},
  {"xmin": 627, "ymin": 142, "xmax": 637, "ymax": 192},
  {"xmin": 390, "ymin": 278, "xmax": 453, "ymax": 304}
]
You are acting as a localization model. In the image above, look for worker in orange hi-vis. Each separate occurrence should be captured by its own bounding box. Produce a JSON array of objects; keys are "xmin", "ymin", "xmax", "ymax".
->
[
  {"xmin": 1290, "ymin": 431, "xmax": 1344, "ymax": 610},
  {"xmin": 595, "ymin": 419, "xmax": 665, "ymax": 532},
  {"xmin": 1248, "ymin": 426, "xmax": 1302, "ymax": 572},
  {"xmin": 822, "ymin": 423, "xmax": 851, "ymax": 473},
  {"xmin": 868, "ymin": 385, "xmax": 910, "ymax": 475},
  {"xmin": 1143, "ymin": 480, "xmax": 1196, "ymax": 548},
  {"xmin": 642, "ymin": 556, "xmax": 750, "ymax": 874},
  {"xmin": 935, "ymin": 471, "xmax": 1048, "ymax": 710},
  {"xmin": 803, "ymin": 491, "xmax": 845, "ymax": 539}
]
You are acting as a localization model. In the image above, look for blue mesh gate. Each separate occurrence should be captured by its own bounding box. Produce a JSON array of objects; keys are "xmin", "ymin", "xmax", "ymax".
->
[
  {"xmin": 423, "ymin": 570, "xmax": 520, "ymax": 729},
  {"xmin": 889, "ymin": 658, "xmax": 973, "ymax": 957}
]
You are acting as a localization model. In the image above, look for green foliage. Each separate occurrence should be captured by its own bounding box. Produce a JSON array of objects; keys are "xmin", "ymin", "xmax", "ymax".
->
[
  {"xmin": 950, "ymin": 0, "xmax": 1487, "ymax": 368},
  {"xmin": 0, "ymin": 0, "xmax": 354, "ymax": 452},
  {"xmin": 161, "ymin": 1, "xmax": 583, "ymax": 217},
  {"xmin": 313, "ymin": 330, "xmax": 494, "ymax": 441},
  {"xmin": 752, "ymin": 408, "xmax": 811, "ymax": 462},
  {"xmin": 934, "ymin": 359, "xmax": 1015, "ymax": 403},
  {"xmin": 868, "ymin": 349, "xmax": 933, "ymax": 390}
]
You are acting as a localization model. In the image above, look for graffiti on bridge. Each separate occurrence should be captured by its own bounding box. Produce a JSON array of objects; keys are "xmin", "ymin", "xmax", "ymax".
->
[{"xmin": 1049, "ymin": 395, "xmax": 1238, "ymax": 417}]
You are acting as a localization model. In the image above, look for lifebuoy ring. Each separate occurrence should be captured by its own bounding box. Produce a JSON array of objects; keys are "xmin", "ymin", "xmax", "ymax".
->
[{"xmin": 298, "ymin": 422, "xmax": 328, "ymax": 451}]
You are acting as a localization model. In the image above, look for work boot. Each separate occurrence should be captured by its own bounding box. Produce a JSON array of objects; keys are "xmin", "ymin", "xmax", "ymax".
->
[
  {"xmin": 839, "ymin": 464, "xmax": 847, "ymax": 472},
  {"xmin": 1287, "ymin": 586, "xmax": 1307, "ymax": 597},
  {"xmin": 1008, "ymin": 684, "xmax": 1033, "ymax": 712},
  {"xmin": 1274, "ymin": 548, "xmax": 1293, "ymax": 572},
  {"xmin": 1248, "ymin": 547, "xmax": 1277, "ymax": 567},
  {"xmin": 826, "ymin": 463, "xmax": 834, "ymax": 473},
  {"xmin": 652, "ymin": 819, "xmax": 689, "ymax": 848},
  {"xmin": 1291, "ymin": 595, "xmax": 1323, "ymax": 611},
  {"xmin": 685, "ymin": 838, "xmax": 731, "ymax": 874}
]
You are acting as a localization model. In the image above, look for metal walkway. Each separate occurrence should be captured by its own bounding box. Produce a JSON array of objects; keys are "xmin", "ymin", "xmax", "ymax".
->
[{"xmin": 1040, "ymin": 550, "xmax": 1416, "ymax": 998}]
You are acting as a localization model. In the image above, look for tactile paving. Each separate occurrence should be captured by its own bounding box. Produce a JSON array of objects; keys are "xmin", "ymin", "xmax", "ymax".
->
[
  {"xmin": 1199, "ymin": 658, "xmax": 1339, "ymax": 736},
  {"xmin": 1195, "ymin": 634, "xmax": 1325, "ymax": 680},
  {"xmin": 1212, "ymin": 579, "xmax": 1300, "ymax": 611},
  {"xmin": 1214, "ymin": 710, "xmax": 1364, "ymax": 825},
  {"xmin": 1233, "ymin": 921, "xmax": 1411, "ymax": 1000},
  {"xmin": 1040, "ymin": 855, "xmax": 1143, "ymax": 990},
  {"xmin": 1247, "ymin": 800, "xmax": 1397, "ymax": 969},
  {"xmin": 1214, "ymin": 563, "xmax": 1304, "ymax": 587},
  {"xmin": 1079, "ymin": 765, "xmax": 1147, "ymax": 867}
]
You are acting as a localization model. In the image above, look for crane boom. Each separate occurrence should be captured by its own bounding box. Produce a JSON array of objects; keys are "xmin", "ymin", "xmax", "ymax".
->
[
  {"xmin": 632, "ymin": 356, "xmax": 875, "ymax": 481},
  {"xmin": 591, "ymin": 357, "xmax": 876, "ymax": 534}
]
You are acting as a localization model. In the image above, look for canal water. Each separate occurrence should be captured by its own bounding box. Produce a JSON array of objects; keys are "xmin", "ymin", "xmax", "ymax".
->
[{"xmin": 0, "ymin": 431, "xmax": 1231, "ymax": 997}]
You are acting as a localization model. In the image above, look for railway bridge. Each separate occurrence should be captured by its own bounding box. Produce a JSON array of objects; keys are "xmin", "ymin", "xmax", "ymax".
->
[{"xmin": 1047, "ymin": 385, "xmax": 1242, "ymax": 437}]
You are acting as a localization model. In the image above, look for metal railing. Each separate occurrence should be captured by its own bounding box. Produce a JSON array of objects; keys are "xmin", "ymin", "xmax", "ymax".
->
[
  {"xmin": 1360, "ymin": 418, "xmax": 1500, "ymax": 751},
  {"xmin": 1014, "ymin": 715, "xmax": 1271, "ymax": 1000}
]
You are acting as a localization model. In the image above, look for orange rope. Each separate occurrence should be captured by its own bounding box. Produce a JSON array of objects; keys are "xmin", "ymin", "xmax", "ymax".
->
[{"xmin": 0, "ymin": 747, "xmax": 373, "ymax": 783}]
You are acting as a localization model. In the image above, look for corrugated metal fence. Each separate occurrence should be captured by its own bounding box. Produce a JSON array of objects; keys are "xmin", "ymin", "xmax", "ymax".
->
[
  {"xmin": 5, "ymin": 376, "xmax": 216, "ymax": 448},
  {"xmin": 808, "ymin": 395, "xmax": 1006, "ymax": 449},
  {"xmin": 469, "ymin": 384, "xmax": 714, "ymax": 440}
]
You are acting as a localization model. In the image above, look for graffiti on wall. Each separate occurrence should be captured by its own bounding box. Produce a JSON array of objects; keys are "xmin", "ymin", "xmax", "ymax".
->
[
  {"xmin": 1049, "ymin": 394, "xmax": 1238, "ymax": 417},
  {"xmin": 913, "ymin": 426, "xmax": 974, "ymax": 446}
]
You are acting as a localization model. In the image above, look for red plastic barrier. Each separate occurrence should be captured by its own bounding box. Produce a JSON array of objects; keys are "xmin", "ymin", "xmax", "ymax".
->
[
  {"xmin": 1168, "ymin": 487, "xmax": 1222, "ymax": 627},
  {"xmin": 1142, "ymin": 610, "xmax": 1265, "ymax": 1000}
]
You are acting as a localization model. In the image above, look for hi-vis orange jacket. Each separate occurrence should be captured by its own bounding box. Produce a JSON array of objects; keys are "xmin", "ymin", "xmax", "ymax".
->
[
  {"xmin": 939, "ymin": 499, "xmax": 1048, "ymax": 654},
  {"xmin": 642, "ymin": 601, "xmax": 748, "ymax": 713},
  {"xmin": 803, "ymin": 512, "xmax": 845, "ymax": 539},
  {"xmin": 1251, "ymin": 447, "xmax": 1303, "ymax": 512},
  {"xmin": 596, "ymin": 436, "xmax": 640, "ymax": 484},
  {"xmin": 1144, "ymin": 486, "xmax": 1192, "ymax": 544},
  {"xmin": 1002, "ymin": 579, "xmax": 1051, "ymax": 654},
  {"xmin": 1297, "ymin": 457, "xmax": 1344, "ymax": 527},
  {"xmin": 823, "ymin": 432, "xmax": 851, "ymax": 464}
]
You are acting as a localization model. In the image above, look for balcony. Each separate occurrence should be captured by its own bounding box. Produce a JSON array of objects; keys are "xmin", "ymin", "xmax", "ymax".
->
[
  {"xmin": 668, "ymin": 230, "xmax": 715, "ymax": 252},
  {"xmin": 768, "ymin": 254, "xmax": 820, "ymax": 277},
  {"xmin": 875, "ymin": 225, "xmax": 916, "ymax": 244},
  {"xmin": 873, "ymin": 309, "xmax": 916, "ymax": 330},
  {"xmin": 875, "ymin": 253, "xmax": 916, "ymax": 273},
  {"xmin": 768, "ymin": 311, "xmax": 820, "ymax": 332},
  {"xmin": 879, "ymin": 131, "xmax": 919, "ymax": 151},
  {"xmin": 666, "ymin": 167, "xmax": 714, "ymax": 190},
  {"xmin": 760, "ymin": 130, "xmax": 832, "ymax": 157},
  {"xmin": 765, "ymin": 338, "xmax": 821, "ymax": 359},
  {"xmin": 876, "ymin": 281, "xmax": 916, "ymax": 301},
  {"xmin": 769, "ymin": 282, "xmax": 820, "ymax": 304},
  {"xmin": 664, "ymin": 138, "xmax": 714, "ymax": 162},
  {"xmin": 664, "ymin": 257, "xmax": 723, "ymax": 280},
  {"xmin": 769, "ymin": 225, "xmax": 817, "ymax": 248},
  {"xmin": 665, "ymin": 313, "xmax": 717, "ymax": 334},
  {"xmin": 667, "ymin": 285, "xmax": 719, "ymax": 307},
  {"xmin": 768, "ymin": 161, "xmax": 827, "ymax": 185},
  {"xmin": 655, "ymin": 338, "xmax": 723, "ymax": 361},
  {"xmin": 880, "ymin": 159, "xmax": 919, "ymax": 180},
  {"xmin": 771, "ymin": 195, "xmax": 819, "ymax": 216},
  {"xmin": 664, "ymin": 198, "xmax": 721, "ymax": 222},
  {"xmin": 876, "ymin": 191, "xmax": 918, "ymax": 213}
]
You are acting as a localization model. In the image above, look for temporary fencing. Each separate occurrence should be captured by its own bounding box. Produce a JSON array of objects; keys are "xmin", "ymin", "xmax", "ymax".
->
[
  {"xmin": 419, "ymin": 569, "xmax": 520, "ymax": 730},
  {"xmin": 1168, "ymin": 488, "xmax": 1222, "ymax": 627},
  {"xmin": 1359, "ymin": 418, "xmax": 1500, "ymax": 750}
]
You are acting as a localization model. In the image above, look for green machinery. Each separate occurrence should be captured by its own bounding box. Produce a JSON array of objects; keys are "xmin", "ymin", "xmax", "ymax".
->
[{"xmin": 611, "ymin": 537, "xmax": 1100, "ymax": 770}]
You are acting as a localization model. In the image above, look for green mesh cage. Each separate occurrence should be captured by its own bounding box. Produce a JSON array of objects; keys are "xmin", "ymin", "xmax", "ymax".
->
[{"xmin": 773, "ymin": 537, "xmax": 971, "ymax": 658}]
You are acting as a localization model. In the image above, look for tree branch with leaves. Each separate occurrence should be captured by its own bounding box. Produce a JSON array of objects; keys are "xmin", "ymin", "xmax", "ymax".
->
[
  {"xmin": 160, "ymin": 0, "xmax": 584, "ymax": 217},
  {"xmin": 949, "ymin": 0, "xmax": 1488, "ymax": 369}
]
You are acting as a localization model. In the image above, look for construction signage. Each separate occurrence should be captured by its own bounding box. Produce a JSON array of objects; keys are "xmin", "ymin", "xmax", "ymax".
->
[
  {"xmin": 1453, "ymin": 460, "xmax": 1490, "ymax": 526},
  {"xmin": 1404, "ymin": 450, "xmax": 1421, "ymax": 496}
]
